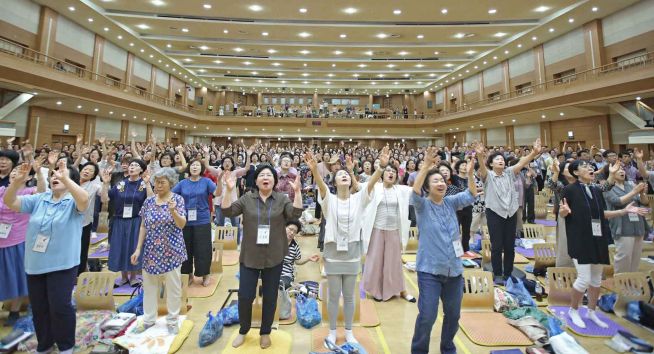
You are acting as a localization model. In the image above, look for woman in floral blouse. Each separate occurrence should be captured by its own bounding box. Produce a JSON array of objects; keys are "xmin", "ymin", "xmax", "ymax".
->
[{"xmin": 131, "ymin": 167, "xmax": 187, "ymax": 334}]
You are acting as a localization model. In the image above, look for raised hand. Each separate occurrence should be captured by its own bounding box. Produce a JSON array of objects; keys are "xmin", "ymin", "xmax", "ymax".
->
[
  {"xmin": 167, "ymin": 198, "xmax": 177, "ymax": 213},
  {"xmin": 345, "ymin": 155, "xmax": 354, "ymax": 171},
  {"xmin": 202, "ymin": 145, "xmax": 210, "ymax": 154},
  {"xmin": 466, "ymin": 157, "xmax": 476, "ymax": 176},
  {"xmin": 32, "ymin": 156, "xmax": 45, "ymax": 171},
  {"xmin": 624, "ymin": 202, "xmax": 649, "ymax": 216},
  {"xmin": 98, "ymin": 136, "xmax": 106, "ymax": 145},
  {"xmin": 47, "ymin": 151, "xmax": 58, "ymax": 166},
  {"xmin": 13, "ymin": 163, "xmax": 31, "ymax": 184},
  {"xmin": 303, "ymin": 151, "xmax": 318, "ymax": 171},
  {"xmin": 223, "ymin": 170, "xmax": 236, "ymax": 190},
  {"xmin": 634, "ymin": 182, "xmax": 647, "ymax": 194},
  {"xmin": 551, "ymin": 160, "xmax": 560, "ymax": 174},
  {"xmin": 76, "ymin": 133, "xmax": 83, "ymax": 144},
  {"xmin": 609, "ymin": 161, "xmax": 620, "ymax": 175},
  {"xmin": 378, "ymin": 146, "xmax": 390, "ymax": 168},
  {"xmin": 423, "ymin": 147, "xmax": 438, "ymax": 167},
  {"xmin": 131, "ymin": 130, "xmax": 138, "ymax": 138},
  {"xmin": 292, "ymin": 174, "xmax": 302, "ymax": 192},
  {"xmin": 101, "ymin": 167, "xmax": 113, "ymax": 184},
  {"xmin": 532, "ymin": 138, "xmax": 542, "ymax": 154},
  {"xmin": 6, "ymin": 137, "xmax": 15, "ymax": 145},
  {"xmin": 53, "ymin": 160, "xmax": 69, "ymax": 182},
  {"xmin": 559, "ymin": 198, "xmax": 571, "ymax": 217},
  {"xmin": 634, "ymin": 148, "xmax": 644, "ymax": 161},
  {"xmin": 142, "ymin": 170, "xmax": 151, "ymax": 184}
]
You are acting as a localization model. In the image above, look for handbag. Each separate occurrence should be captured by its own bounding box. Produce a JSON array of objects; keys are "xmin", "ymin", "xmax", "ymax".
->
[{"xmin": 278, "ymin": 285, "xmax": 292, "ymax": 320}]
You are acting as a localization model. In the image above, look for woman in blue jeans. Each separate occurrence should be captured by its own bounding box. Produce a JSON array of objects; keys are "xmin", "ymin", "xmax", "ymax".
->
[{"xmin": 410, "ymin": 147, "xmax": 477, "ymax": 354}]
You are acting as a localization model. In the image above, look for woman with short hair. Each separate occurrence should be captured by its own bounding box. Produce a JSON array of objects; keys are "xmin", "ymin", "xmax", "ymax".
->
[{"xmin": 130, "ymin": 167, "xmax": 187, "ymax": 334}]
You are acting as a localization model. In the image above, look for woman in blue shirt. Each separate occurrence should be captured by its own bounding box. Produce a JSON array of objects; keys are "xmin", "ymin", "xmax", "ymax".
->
[
  {"xmin": 101, "ymin": 159, "xmax": 152, "ymax": 287},
  {"xmin": 410, "ymin": 147, "xmax": 477, "ymax": 354},
  {"xmin": 4, "ymin": 160, "xmax": 89, "ymax": 354},
  {"xmin": 172, "ymin": 159, "xmax": 217, "ymax": 286}
]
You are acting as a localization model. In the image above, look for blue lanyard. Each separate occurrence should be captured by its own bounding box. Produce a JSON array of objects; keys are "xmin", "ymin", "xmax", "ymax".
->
[
  {"xmin": 257, "ymin": 198, "xmax": 273, "ymax": 226},
  {"xmin": 38, "ymin": 197, "xmax": 60, "ymax": 236},
  {"xmin": 578, "ymin": 183, "xmax": 602, "ymax": 218},
  {"xmin": 122, "ymin": 178, "xmax": 140, "ymax": 209}
]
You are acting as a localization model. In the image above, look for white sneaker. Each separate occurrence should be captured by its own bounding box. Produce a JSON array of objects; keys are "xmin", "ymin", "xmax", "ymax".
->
[
  {"xmin": 91, "ymin": 232, "xmax": 97, "ymax": 239},
  {"xmin": 568, "ymin": 307, "xmax": 586, "ymax": 328}
]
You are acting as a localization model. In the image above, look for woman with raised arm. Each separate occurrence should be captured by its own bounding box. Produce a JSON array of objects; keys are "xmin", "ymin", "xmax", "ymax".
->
[
  {"xmin": 221, "ymin": 164, "xmax": 303, "ymax": 349},
  {"xmin": 475, "ymin": 139, "xmax": 542, "ymax": 285},
  {"xmin": 410, "ymin": 147, "xmax": 477, "ymax": 354},
  {"xmin": 101, "ymin": 159, "xmax": 153, "ymax": 287},
  {"xmin": 361, "ymin": 152, "xmax": 416, "ymax": 303},
  {"xmin": 559, "ymin": 160, "xmax": 648, "ymax": 329},
  {"xmin": 3, "ymin": 160, "xmax": 89, "ymax": 354},
  {"xmin": 0, "ymin": 158, "xmax": 45, "ymax": 326},
  {"xmin": 305, "ymin": 147, "xmax": 385, "ymax": 347}
]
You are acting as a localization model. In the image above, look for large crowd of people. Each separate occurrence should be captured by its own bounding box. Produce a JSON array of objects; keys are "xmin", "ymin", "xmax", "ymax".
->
[{"xmin": 0, "ymin": 133, "xmax": 652, "ymax": 352}]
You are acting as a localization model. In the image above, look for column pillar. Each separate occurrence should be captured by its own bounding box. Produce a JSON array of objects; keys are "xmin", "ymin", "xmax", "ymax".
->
[
  {"xmin": 120, "ymin": 120, "xmax": 129, "ymax": 143},
  {"xmin": 506, "ymin": 126, "xmax": 515, "ymax": 148},
  {"xmin": 583, "ymin": 19, "xmax": 605, "ymax": 68},
  {"xmin": 125, "ymin": 53, "xmax": 134, "ymax": 87},
  {"xmin": 36, "ymin": 7, "xmax": 58, "ymax": 59},
  {"xmin": 478, "ymin": 73, "xmax": 485, "ymax": 101},
  {"xmin": 502, "ymin": 60, "xmax": 510, "ymax": 94},
  {"xmin": 84, "ymin": 115, "xmax": 97, "ymax": 143},
  {"xmin": 534, "ymin": 45, "xmax": 546, "ymax": 86},
  {"xmin": 480, "ymin": 128, "xmax": 487, "ymax": 146},
  {"xmin": 149, "ymin": 65, "xmax": 156, "ymax": 93},
  {"xmin": 91, "ymin": 35, "xmax": 104, "ymax": 79}
]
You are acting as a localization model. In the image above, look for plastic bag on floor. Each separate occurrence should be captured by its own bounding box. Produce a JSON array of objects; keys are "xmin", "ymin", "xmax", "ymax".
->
[
  {"xmin": 279, "ymin": 285, "xmax": 292, "ymax": 320},
  {"xmin": 218, "ymin": 303, "xmax": 239, "ymax": 326},
  {"xmin": 547, "ymin": 317, "xmax": 588, "ymax": 354},
  {"xmin": 598, "ymin": 293, "xmax": 617, "ymax": 313},
  {"xmin": 198, "ymin": 311, "xmax": 223, "ymax": 347},
  {"xmin": 296, "ymin": 294, "xmax": 321, "ymax": 329}
]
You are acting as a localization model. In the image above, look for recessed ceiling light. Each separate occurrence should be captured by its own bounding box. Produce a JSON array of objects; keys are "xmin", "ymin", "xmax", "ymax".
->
[
  {"xmin": 334, "ymin": 50, "xmax": 343, "ymax": 55},
  {"xmin": 327, "ymin": 73, "xmax": 334, "ymax": 77},
  {"xmin": 474, "ymin": 65, "xmax": 478, "ymax": 69},
  {"xmin": 636, "ymin": 96, "xmax": 642, "ymax": 100},
  {"xmin": 303, "ymin": 63, "xmax": 308, "ymax": 67},
  {"xmin": 271, "ymin": 62, "xmax": 281, "ymax": 66},
  {"xmin": 243, "ymin": 61, "xmax": 252, "ymax": 65},
  {"xmin": 592, "ymin": 6, "xmax": 598, "ymax": 12},
  {"xmin": 417, "ymin": 34, "xmax": 424, "ymax": 39},
  {"xmin": 109, "ymin": 111, "xmax": 114, "ymax": 115},
  {"xmin": 488, "ymin": 8, "xmax": 497, "ymax": 14},
  {"xmin": 517, "ymin": 44, "xmax": 522, "ymax": 48},
  {"xmin": 213, "ymin": 60, "xmax": 223, "ymax": 64},
  {"xmin": 512, "ymin": 119, "xmax": 516, "ymax": 122},
  {"xmin": 181, "ymin": 28, "xmax": 189, "ymax": 32},
  {"xmin": 183, "ymin": 58, "xmax": 192, "ymax": 62},
  {"xmin": 454, "ymin": 33, "xmax": 466, "ymax": 39},
  {"xmin": 541, "ymin": 114, "xmax": 546, "ymax": 118},
  {"xmin": 353, "ymin": 74, "xmax": 359, "ymax": 77},
  {"xmin": 357, "ymin": 64, "xmax": 367, "ymax": 68},
  {"xmin": 223, "ymin": 29, "xmax": 229, "ymax": 34},
  {"xmin": 94, "ymin": 108, "xmax": 99, "ymax": 112},
  {"xmin": 415, "ymin": 64, "xmax": 424, "ymax": 68},
  {"xmin": 68, "ymin": 6, "xmax": 75, "ymax": 11},
  {"xmin": 248, "ymin": 4, "xmax": 262, "ymax": 11},
  {"xmin": 466, "ymin": 50, "xmax": 476, "ymax": 55},
  {"xmin": 203, "ymin": 3, "xmax": 212, "ymax": 9},
  {"xmin": 387, "ymin": 64, "xmax": 396, "ymax": 68},
  {"xmin": 261, "ymin": 31, "xmax": 269, "ymax": 36},
  {"xmin": 117, "ymin": 35, "xmax": 123, "ymax": 39},
  {"xmin": 493, "ymin": 32, "xmax": 507, "ymax": 38},
  {"xmin": 299, "ymin": 7, "xmax": 307, "ymax": 13},
  {"xmin": 377, "ymin": 74, "xmax": 385, "ymax": 77},
  {"xmin": 129, "ymin": 42, "xmax": 134, "ymax": 47},
  {"xmin": 103, "ymin": 27, "xmax": 109, "ymax": 32},
  {"xmin": 276, "ymin": 72, "xmax": 284, "ymax": 76},
  {"xmin": 398, "ymin": 51, "xmax": 408, "ymax": 56},
  {"xmin": 298, "ymin": 32, "xmax": 311, "ymax": 38},
  {"xmin": 568, "ymin": 18, "xmax": 574, "ymax": 23},
  {"xmin": 136, "ymin": 24, "xmax": 150, "ymax": 29},
  {"xmin": 234, "ymin": 47, "xmax": 244, "ymax": 52},
  {"xmin": 76, "ymin": 105, "xmax": 82, "ymax": 109},
  {"xmin": 534, "ymin": 6, "xmax": 550, "ymax": 12},
  {"xmin": 251, "ymin": 71, "xmax": 258, "ymax": 75},
  {"xmin": 549, "ymin": 28, "xmax": 555, "ymax": 33},
  {"xmin": 299, "ymin": 50, "xmax": 310, "ymax": 54},
  {"xmin": 267, "ymin": 49, "xmax": 277, "ymax": 54},
  {"xmin": 376, "ymin": 33, "xmax": 388, "ymax": 39},
  {"xmin": 364, "ymin": 50, "xmax": 374, "ymax": 56},
  {"xmin": 151, "ymin": 0, "xmax": 165, "ymax": 6},
  {"xmin": 199, "ymin": 45, "xmax": 209, "ymax": 50},
  {"xmin": 87, "ymin": 18, "xmax": 94, "ymax": 22},
  {"xmin": 371, "ymin": 82, "xmax": 376, "ymax": 85},
  {"xmin": 301, "ymin": 73, "xmax": 310, "ymax": 77},
  {"xmin": 343, "ymin": 7, "xmax": 357, "ymax": 14},
  {"xmin": 234, "ymin": 78, "xmax": 241, "ymax": 82},
  {"xmin": 559, "ymin": 112, "xmax": 565, "ymax": 116},
  {"xmin": 504, "ymin": 50, "xmax": 509, "ymax": 54},
  {"xmin": 393, "ymin": 9, "xmax": 402, "ymax": 15},
  {"xmin": 444, "ymin": 63, "xmax": 454, "ymax": 67},
  {"xmin": 441, "ymin": 8, "xmax": 448, "ymax": 14}
]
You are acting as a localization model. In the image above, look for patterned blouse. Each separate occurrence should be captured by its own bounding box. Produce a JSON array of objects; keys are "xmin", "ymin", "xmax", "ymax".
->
[{"xmin": 139, "ymin": 194, "xmax": 188, "ymax": 275}]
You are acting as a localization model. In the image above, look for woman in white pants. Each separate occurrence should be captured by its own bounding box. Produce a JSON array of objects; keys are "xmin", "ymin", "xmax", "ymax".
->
[
  {"xmin": 304, "ymin": 148, "xmax": 385, "ymax": 346},
  {"xmin": 559, "ymin": 160, "xmax": 646, "ymax": 329},
  {"xmin": 131, "ymin": 167, "xmax": 187, "ymax": 334}
]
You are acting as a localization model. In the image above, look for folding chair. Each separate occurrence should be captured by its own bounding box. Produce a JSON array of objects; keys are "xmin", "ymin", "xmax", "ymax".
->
[
  {"xmin": 75, "ymin": 272, "xmax": 118, "ymax": 311},
  {"xmin": 215, "ymin": 226, "xmax": 239, "ymax": 251},
  {"xmin": 210, "ymin": 241, "xmax": 224, "ymax": 274},
  {"xmin": 613, "ymin": 272, "xmax": 652, "ymax": 318},
  {"xmin": 461, "ymin": 270, "xmax": 494, "ymax": 312},
  {"xmin": 522, "ymin": 224, "xmax": 545, "ymax": 240},
  {"xmin": 404, "ymin": 227, "xmax": 419, "ymax": 254},
  {"xmin": 534, "ymin": 195, "xmax": 549, "ymax": 220},
  {"xmin": 547, "ymin": 267, "xmax": 577, "ymax": 306},
  {"xmin": 533, "ymin": 243, "xmax": 556, "ymax": 271}
]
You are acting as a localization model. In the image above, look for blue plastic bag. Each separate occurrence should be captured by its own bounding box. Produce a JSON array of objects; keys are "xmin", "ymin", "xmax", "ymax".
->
[
  {"xmin": 12, "ymin": 315, "xmax": 34, "ymax": 333},
  {"xmin": 218, "ymin": 303, "xmax": 239, "ymax": 326},
  {"xmin": 505, "ymin": 277, "xmax": 536, "ymax": 307},
  {"xmin": 198, "ymin": 311, "xmax": 223, "ymax": 348},
  {"xmin": 598, "ymin": 293, "xmax": 617, "ymax": 313},
  {"xmin": 627, "ymin": 301, "xmax": 642, "ymax": 322},
  {"xmin": 117, "ymin": 291, "xmax": 144, "ymax": 315},
  {"xmin": 296, "ymin": 293, "xmax": 321, "ymax": 329}
]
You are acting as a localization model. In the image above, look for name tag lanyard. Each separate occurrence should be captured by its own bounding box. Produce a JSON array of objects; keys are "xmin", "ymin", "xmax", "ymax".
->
[
  {"xmin": 257, "ymin": 198, "xmax": 273, "ymax": 244},
  {"xmin": 579, "ymin": 183, "xmax": 604, "ymax": 236},
  {"xmin": 336, "ymin": 196, "xmax": 351, "ymax": 251},
  {"xmin": 121, "ymin": 179, "xmax": 140, "ymax": 218},
  {"xmin": 32, "ymin": 200, "xmax": 57, "ymax": 252},
  {"xmin": 429, "ymin": 201, "xmax": 464, "ymax": 257},
  {"xmin": 186, "ymin": 186, "xmax": 198, "ymax": 221}
]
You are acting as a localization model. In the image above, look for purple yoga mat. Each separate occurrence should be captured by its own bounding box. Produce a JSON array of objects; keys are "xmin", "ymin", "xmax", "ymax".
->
[
  {"xmin": 113, "ymin": 275, "xmax": 143, "ymax": 295},
  {"xmin": 89, "ymin": 249, "xmax": 109, "ymax": 259},
  {"xmin": 549, "ymin": 306, "xmax": 626, "ymax": 337},
  {"xmin": 535, "ymin": 219, "xmax": 557, "ymax": 227},
  {"xmin": 90, "ymin": 233, "xmax": 108, "ymax": 244},
  {"xmin": 515, "ymin": 247, "xmax": 535, "ymax": 258}
]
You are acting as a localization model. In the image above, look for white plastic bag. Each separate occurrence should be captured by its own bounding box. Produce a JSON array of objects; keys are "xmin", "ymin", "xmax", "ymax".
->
[{"xmin": 550, "ymin": 332, "xmax": 589, "ymax": 354}]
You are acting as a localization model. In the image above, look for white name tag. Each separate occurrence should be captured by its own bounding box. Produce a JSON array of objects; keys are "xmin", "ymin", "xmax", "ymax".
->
[
  {"xmin": 591, "ymin": 219, "xmax": 602, "ymax": 237},
  {"xmin": 628, "ymin": 213, "xmax": 639, "ymax": 222},
  {"xmin": 188, "ymin": 209, "xmax": 197, "ymax": 221},
  {"xmin": 0, "ymin": 223, "xmax": 11, "ymax": 239},
  {"xmin": 257, "ymin": 225, "xmax": 270, "ymax": 245},
  {"xmin": 33, "ymin": 234, "xmax": 50, "ymax": 253},
  {"xmin": 452, "ymin": 239, "xmax": 464, "ymax": 257},
  {"xmin": 123, "ymin": 204, "xmax": 133, "ymax": 218},
  {"xmin": 337, "ymin": 237, "xmax": 349, "ymax": 252}
]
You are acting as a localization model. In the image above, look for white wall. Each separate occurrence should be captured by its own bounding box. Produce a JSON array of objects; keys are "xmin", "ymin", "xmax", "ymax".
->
[
  {"xmin": 128, "ymin": 122, "xmax": 147, "ymax": 141},
  {"xmin": 102, "ymin": 41, "xmax": 127, "ymax": 70},
  {"xmin": 0, "ymin": 0, "xmax": 40, "ymax": 34},
  {"xmin": 55, "ymin": 15, "xmax": 95, "ymax": 56},
  {"xmin": 465, "ymin": 130, "xmax": 481, "ymax": 143},
  {"xmin": 435, "ymin": 90, "xmax": 444, "ymax": 104},
  {"xmin": 514, "ymin": 123, "xmax": 540, "ymax": 146},
  {"xmin": 509, "ymin": 50, "xmax": 534, "ymax": 78},
  {"xmin": 486, "ymin": 127, "xmax": 506, "ymax": 146},
  {"xmin": 483, "ymin": 64, "xmax": 502, "ymax": 87},
  {"xmin": 463, "ymin": 75, "xmax": 479, "ymax": 94},
  {"xmin": 5, "ymin": 104, "xmax": 29, "ymax": 137},
  {"xmin": 151, "ymin": 126, "xmax": 165, "ymax": 141},
  {"xmin": 94, "ymin": 117, "xmax": 121, "ymax": 141},
  {"xmin": 155, "ymin": 68, "xmax": 169, "ymax": 89},
  {"xmin": 603, "ymin": 0, "xmax": 654, "ymax": 46},
  {"xmin": 610, "ymin": 113, "xmax": 639, "ymax": 145},
  {"xmin": 544, "ymin": 28, "xmax": 584, "ymax": 65}
]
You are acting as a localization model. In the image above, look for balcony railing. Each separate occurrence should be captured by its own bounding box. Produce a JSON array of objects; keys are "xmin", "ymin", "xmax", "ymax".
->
[
  {"xmin": 1, "ymin": 37, "xmax": 652, "ymax": 121},
  {"xmin": 0, "ymin": 38, "xmax": 195, "ymax": 113}
]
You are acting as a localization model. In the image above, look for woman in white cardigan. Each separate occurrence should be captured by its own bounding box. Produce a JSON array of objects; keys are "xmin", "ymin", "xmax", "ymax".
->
[{"xmin": 361, "ymin": 162, "xmax": 416, "ymax": 302}]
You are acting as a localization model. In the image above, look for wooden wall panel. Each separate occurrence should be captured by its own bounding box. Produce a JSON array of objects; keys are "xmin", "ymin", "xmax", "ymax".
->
[
  {"xmin": 544, "ymin": 54, "xmax": 587, "ymax": 82},
  {"xmin": 51, "ymin": 43, "xmax": 93, "ymax": 71},
  {"xmin": 604, "ymin": 30, "xmax": 654, "ymax": 62},
  {"xmin": 549, "ymin": 115, "xmax": 611, "ymax": 149},
  {"xmin": 27, "ymin": 106, "xmax": 88, "ymax": 146},
  {"xmin": 0, "ymin": 19, "xmax": 37, "ymax": 48}
]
